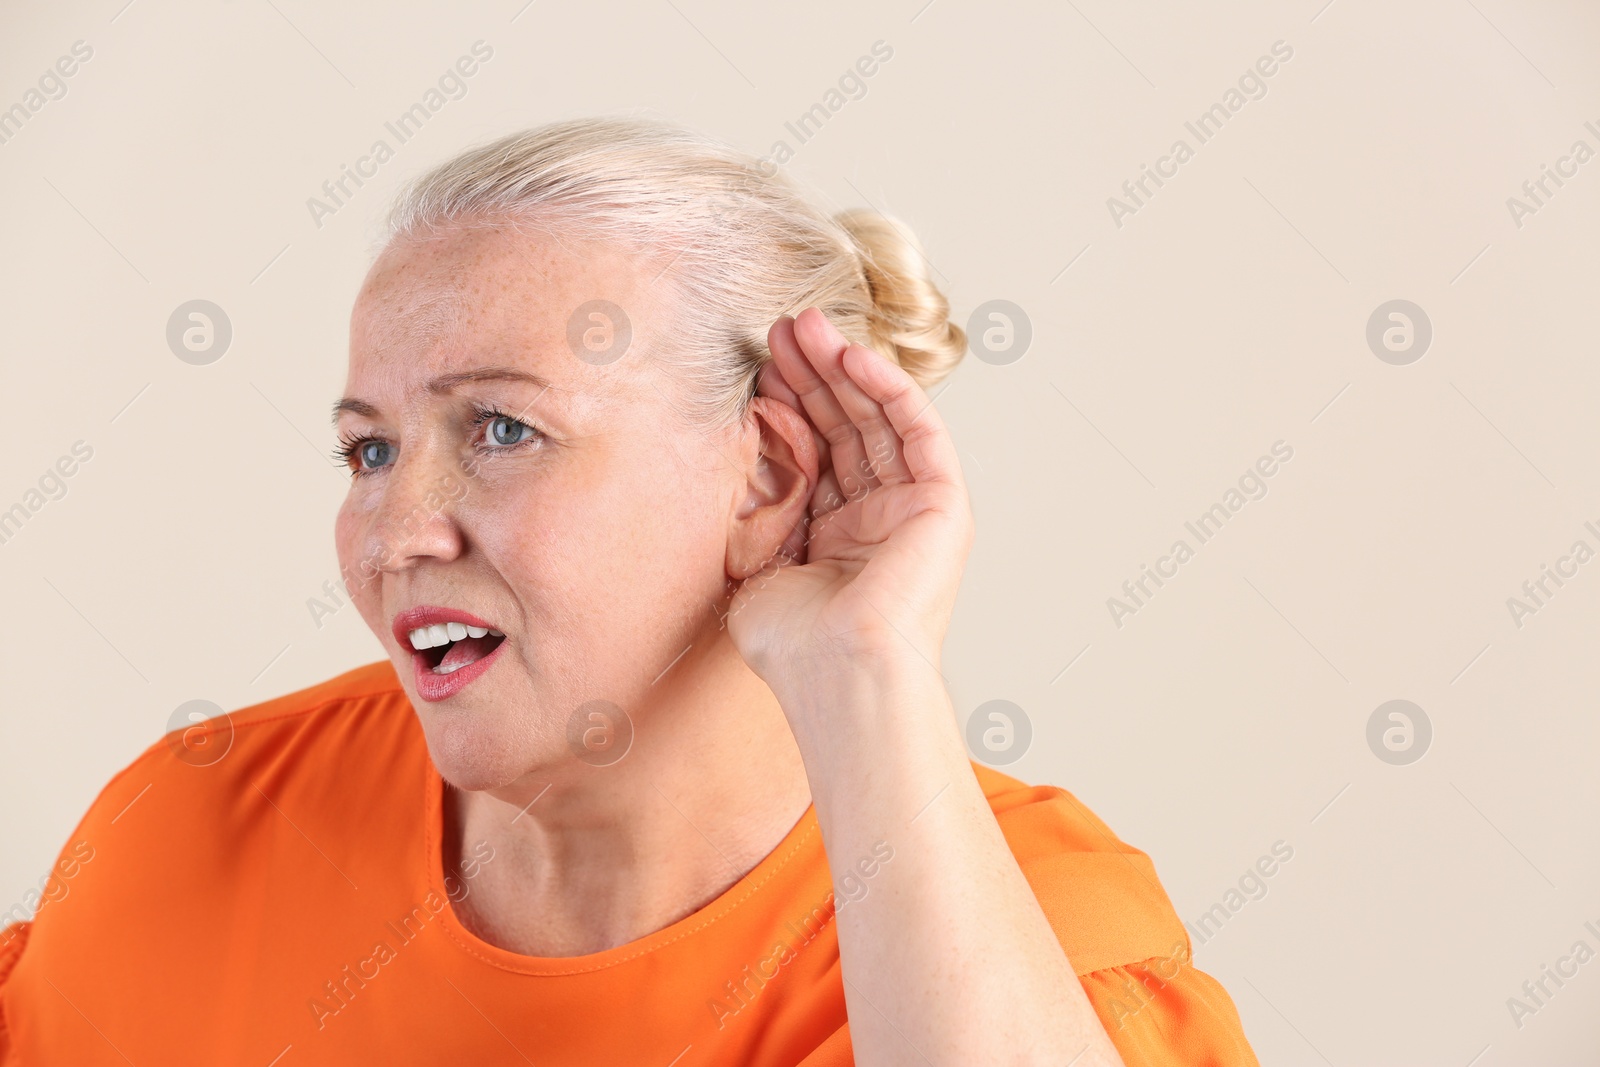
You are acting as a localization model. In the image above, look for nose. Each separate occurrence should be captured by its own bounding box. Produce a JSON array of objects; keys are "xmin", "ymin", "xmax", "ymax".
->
[{"xmin": 360, "ymin": 445, "xmax": 469, "ymax": 575}]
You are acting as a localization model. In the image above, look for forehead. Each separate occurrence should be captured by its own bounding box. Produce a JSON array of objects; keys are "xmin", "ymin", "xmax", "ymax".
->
[{"xmin": 348, "ymin": 223, "xmax": 670, "ymax": 389}]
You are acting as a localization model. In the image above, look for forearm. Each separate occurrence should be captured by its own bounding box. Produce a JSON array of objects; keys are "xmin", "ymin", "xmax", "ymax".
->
[{"xmin": 776, "ymin": 656, "xmax": 1126, "ymax": 1067}]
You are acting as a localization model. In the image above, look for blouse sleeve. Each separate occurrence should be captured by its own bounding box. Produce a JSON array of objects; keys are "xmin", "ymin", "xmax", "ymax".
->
[
  {"xmin": 1079, "ymin": 955, "xmax": 1261, "ymax": 1067},
  {"xmin": 793, "ymin": 953, "xmax": 1259, "ymax": 1067},
  {"xmin": 0, "ymin": 920, "xmax": 30, "ymax": 1063}
]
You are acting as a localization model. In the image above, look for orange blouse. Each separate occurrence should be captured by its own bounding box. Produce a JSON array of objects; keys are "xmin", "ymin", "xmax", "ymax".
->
[{"xmin": 0, "ymin": 661, "xmax": 1258, "ymax": 1065}]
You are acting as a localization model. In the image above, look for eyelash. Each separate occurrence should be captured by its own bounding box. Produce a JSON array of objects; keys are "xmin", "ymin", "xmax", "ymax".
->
[{"xmin": 331, "ymin": 405, "xmax": 545, "ymax": 477}]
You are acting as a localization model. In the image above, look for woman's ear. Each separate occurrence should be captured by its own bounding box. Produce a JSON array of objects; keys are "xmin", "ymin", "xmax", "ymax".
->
[{"xmin": 726, "ymin": 394, "xmax": 818, "ymax": 579}]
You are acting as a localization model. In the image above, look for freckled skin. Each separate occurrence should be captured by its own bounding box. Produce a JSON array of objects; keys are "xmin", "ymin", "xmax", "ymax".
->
[
  {"xmin": 331, "ymin": 219, "xmax": 1146, "ymax": 1065},
  {"xmin": 333, "ymin": 223, "xmax": 816, "ymax": 955},
  {"xmin": 338, "ymin": 225, "xmax": 737, "ymax": 789}
]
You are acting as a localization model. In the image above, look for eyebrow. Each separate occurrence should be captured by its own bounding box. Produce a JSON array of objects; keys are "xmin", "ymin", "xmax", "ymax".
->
[{"xmin": 330, "ymin": 367, "xmax": 558, "ymax": 424}]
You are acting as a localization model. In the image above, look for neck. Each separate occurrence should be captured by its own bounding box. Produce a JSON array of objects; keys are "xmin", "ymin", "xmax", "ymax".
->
[{"xmin": 441, "ymin": 633, "xmax": 812, "ymax": 957}]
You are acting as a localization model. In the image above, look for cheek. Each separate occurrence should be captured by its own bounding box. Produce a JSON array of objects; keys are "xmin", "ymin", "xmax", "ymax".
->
[
  {"xmin": 333, "ymin": 499, "xmax": 367, "ymax": 580},
  {"xmin": 462, "ymin": 468, "xmax": 585, "ymax": 586},
  {"xmin": 473, "ymin": 453, "xmax": 715, "ymax": 618},
  {"xmin": 333, "ymin": 498, "xmax": 386, "ymax": 629},
  {"xmin": 333, "ymin": 500, "xmax": 358, "ymax": 562}
]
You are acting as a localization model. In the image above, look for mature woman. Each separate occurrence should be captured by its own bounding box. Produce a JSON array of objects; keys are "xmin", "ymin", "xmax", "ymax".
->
[{"xmin": 0, "ymin": 117, "xmax": 1257, "ymax": 1065}]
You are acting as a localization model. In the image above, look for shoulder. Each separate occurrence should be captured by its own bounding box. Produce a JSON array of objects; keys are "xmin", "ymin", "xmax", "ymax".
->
[
  {"xmin": 968, "ymin": 761, "xmax": 1191, "ymax": 976},
  {"xmin": 969, "ymin": 759, "xmax": 1156, "ymax": 868},
  {"xmin": 969, "ymin": 762, "xmax": 1262, "ymax": 1063},
  {"xmin": 90, "ymin": 657, "xmax": 413, "ymax": 838},
  {"xmin": 11, "ymin": 659, "xmax": 417, "ymax": 948},
  {"xmin": 112, "ymin": 658, "xmax": 407, "ymax": 797},
  {"xmin": 172, "ymin": 657, "xmax": 406, "ymax": 750},
  {"xmin": 0, "ymin": 661, "xmax": 426, "ymax": 1056}
]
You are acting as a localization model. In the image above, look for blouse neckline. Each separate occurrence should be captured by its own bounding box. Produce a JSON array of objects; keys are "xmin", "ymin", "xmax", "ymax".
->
[{"xmin": 420, "ymin": 755, "xmax": 824, "ymax": 976}]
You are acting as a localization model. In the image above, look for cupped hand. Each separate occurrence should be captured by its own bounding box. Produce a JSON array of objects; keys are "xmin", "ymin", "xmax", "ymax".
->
[{"xmin": 725, "ymin": 307, "xmax": 973, "ymax": 688}]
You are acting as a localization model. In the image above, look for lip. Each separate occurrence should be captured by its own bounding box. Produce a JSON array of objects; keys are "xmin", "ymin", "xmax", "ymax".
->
[{"xmin": 391, "ymin": 605, "xmax": 506, "ymax": 704}]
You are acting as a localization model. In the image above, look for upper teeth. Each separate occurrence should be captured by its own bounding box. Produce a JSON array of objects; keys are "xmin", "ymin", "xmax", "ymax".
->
[{"xmin": 408, "ymin": 623, "xmax": 502, "ymax": 649}]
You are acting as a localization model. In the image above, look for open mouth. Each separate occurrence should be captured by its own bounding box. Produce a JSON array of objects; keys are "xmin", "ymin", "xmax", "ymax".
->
[{"xmin": 407, "ymin": 622, "xmax": 507, "ymax": 675}]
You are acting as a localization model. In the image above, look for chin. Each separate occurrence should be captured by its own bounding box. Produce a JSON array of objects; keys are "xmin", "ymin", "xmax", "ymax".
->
[{"xmin": 416, "ymin": 705, "xmax": 554, "ymax": 794}]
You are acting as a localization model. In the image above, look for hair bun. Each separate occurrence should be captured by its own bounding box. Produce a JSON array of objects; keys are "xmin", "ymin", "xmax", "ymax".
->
[{"xmin": 834, "ymin": 208, "xmax": 966, "ymax": 391}]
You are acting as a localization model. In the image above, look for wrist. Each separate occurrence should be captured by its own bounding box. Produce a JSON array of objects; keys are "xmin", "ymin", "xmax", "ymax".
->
[
  {"xmin": 769, "ymin": 653, "xmax": 965, "ymax": 801},
  {"xmin": 764, "ymin": 626, "xmax": 944, "ymax": 695},
  {"xmin": 768, "ymin": 649, "xmax": 942, "ymax": 722}
]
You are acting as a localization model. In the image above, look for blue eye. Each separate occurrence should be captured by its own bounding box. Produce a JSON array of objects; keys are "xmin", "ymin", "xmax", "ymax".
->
[
  {"xmin": 360, "ymin": 440, "xmax": 394, "ymax": 468},
  {"xmin": 333, "ymin": 435, "xmax": 394, "ymax": 476},
  {"xmin": 486, "ymin": 415, "xmax": 534, "ymax": 447}
]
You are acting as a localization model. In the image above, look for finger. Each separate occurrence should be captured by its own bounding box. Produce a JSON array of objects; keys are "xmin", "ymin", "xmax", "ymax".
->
[
  {"xmin": 792, "ymin": 308, "xmax": 911, "ymax": 487},
  {"xmin": 765, "ymin": 317, "xmax": 835, "ymax": 505},
  {"xmin": 839, "ymin": 342, "xmax": 914, "ymax": 486},
  {"xmin": 755, "ymin": 355, "xmax": 800, "ymax": 410},
  {"xmin": 778, "ymin": 309, "xmax": 880, "ymax": 500},
  {"xmin": 811, "ymin": 467, "xmax": 847, "ymax": 520},
  {"xmin": 769, "ymin": 314, "xmax": 861, "ymax": 498},
  {"xmin": 841, "ymin": 339, "xmax": 963, "ymax": 488}
]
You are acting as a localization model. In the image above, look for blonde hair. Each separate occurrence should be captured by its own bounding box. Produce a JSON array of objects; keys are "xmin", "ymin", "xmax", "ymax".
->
[{"xmin": 383, "ymin": 114, "xmax": 966, "ymax": 433}]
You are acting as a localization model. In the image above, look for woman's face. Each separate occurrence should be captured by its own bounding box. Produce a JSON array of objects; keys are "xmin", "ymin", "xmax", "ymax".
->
[{"xmin": 335, "ymin": 223, "xmax": 745, "ymax": 791}]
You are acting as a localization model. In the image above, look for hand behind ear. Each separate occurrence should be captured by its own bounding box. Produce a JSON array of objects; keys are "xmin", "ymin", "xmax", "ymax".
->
[
  {"xmin": 732, "ymin": 307, "xmax": 972, "ymax": 686},
  {"xmin": 759, "ymin": 315, "xmax": 852, "ymax": 561},
  {"xmin": 742, "ymin": 390, "xmax": 816, "ymax": 568}
]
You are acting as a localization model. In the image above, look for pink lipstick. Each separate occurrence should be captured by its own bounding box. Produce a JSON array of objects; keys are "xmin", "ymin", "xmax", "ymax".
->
[{"xmin": 391, "ymin": 606, "xmax": 507, "ymax": 703}]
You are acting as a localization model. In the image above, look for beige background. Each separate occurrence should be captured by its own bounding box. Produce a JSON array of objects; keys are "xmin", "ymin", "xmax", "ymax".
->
[{"xmin": 3, "ymin": 0, "xmax": 1598, "ymax": 1062}]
